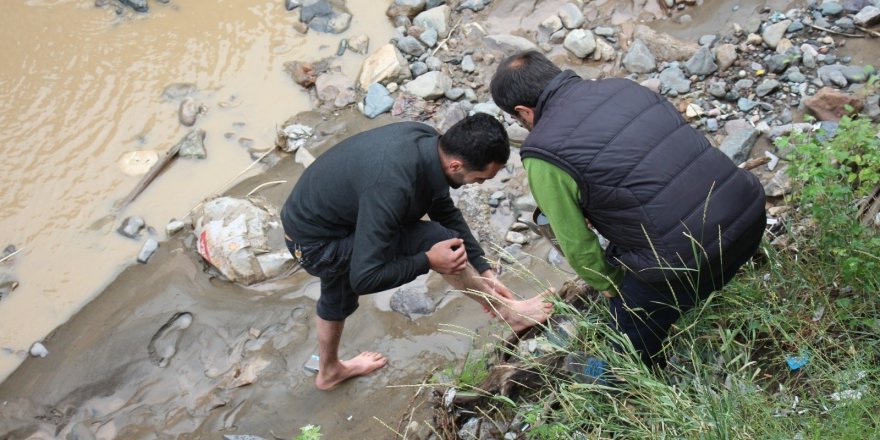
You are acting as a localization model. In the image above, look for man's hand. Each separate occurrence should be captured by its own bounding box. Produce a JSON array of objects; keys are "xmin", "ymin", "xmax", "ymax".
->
[{"xmin": 426, "ymin": 238, "xmax": 467, "ymax": 275}]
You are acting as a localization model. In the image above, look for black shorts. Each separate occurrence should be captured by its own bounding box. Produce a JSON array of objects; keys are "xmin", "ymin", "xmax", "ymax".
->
[{"xmin": 285, "ymin": 221, "xmax": 459, "ymax": 321}]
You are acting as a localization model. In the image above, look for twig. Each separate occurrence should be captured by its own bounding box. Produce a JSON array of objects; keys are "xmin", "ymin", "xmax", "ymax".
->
[
  {"xmin": 115, "ymin": 143, "xmax": 181, "ymax": 213},
  {"xmin": 431, "ymin": 18, "xmax": 465, "ymax": 57},
  {"xmin": 855, "ymin": 25, "xmax": 880, "ymax": 38},
  {"xmin": 246, "ymin": 180, "xmax": 287, "ymax": 198},
  {"xmin": 0, "ymin": 248, "xmax": 22, "ymax": 265},
  {"xmin": 184, "ymin": 148, "xmax": 276, "ymax": 218},
  {"xmin": 807, "ymin": 23, "xmax": 864, "ymax": 38},
  {"xmin": 738, "ymin": 156, "xmax": 771, "ymax": 170}
]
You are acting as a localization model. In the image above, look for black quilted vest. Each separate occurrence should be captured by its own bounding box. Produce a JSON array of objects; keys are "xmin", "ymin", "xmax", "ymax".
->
[{"xmin": 520, "ymin": 71, "xmax": 766, "ymax": 282}]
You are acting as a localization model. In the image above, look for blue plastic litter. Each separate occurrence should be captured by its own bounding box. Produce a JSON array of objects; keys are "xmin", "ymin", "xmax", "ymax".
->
[{"xmin": 786, "ymin": 353, "xmax": 809, "ymax": 371}]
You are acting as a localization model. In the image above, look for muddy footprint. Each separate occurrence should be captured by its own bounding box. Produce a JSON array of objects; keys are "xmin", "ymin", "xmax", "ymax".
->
[{"xmin": 147, "ymin": 312, "xmax": 193, "ymax": 367}]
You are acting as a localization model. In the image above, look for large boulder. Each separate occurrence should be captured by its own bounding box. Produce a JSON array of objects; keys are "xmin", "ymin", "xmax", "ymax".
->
[
  {"xmin": 401, "ymin": 71, "xmax": 452, "ymax": 100},
  {"xmin": 483, "ymin": 34, "xmax": 539, "ymax": 56},
  {"xmin": 413, "ymin": 5, "xmax": 451, "ymax": 37},
  {"xmin": 804, "ymin": 88, "xmax": 864, "ymax": 121},
  {"xmin": 633, "ymin": 25, "xmax": 699, "ymax": 61}
]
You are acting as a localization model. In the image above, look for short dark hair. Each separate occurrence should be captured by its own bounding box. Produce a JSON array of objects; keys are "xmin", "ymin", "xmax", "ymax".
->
[
  {"xmin": 490, "ymin": 50, "xmax": 562, "ymax": 114},
  {"xmin": 439, "ymin": 113, "xmax": 510, "ymax": 170}
]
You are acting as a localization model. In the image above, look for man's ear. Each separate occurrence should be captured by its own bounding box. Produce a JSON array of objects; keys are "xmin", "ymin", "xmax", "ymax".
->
[
  {"xmin": 446, "ymin": 158, "xmax": 464, "ymax": 173},
  {"xmin": 514, "ymin": 105, "xmax": 535, "ymax": 122}
]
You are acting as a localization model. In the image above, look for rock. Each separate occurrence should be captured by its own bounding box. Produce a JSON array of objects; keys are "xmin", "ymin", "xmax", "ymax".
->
[
  {"xmin": 539, "ymin": 15, "xmax": 564, "ymax": 35},
  {"xmin": 386, "ymin": 0, "xmax": 426, "ymax": 20},
  {"xmin": 390, "ymin": 287, "xmax": 438, "ymax": 319},
  {"xmin": 483, "ymin": 34, "xmax": 539, "ymax": 56},
  {"xmin": 117, "ymin": 216, "xmax": 145, "ymax": 239},
  {"xmin": 413, "ymin": 5, "xmax": 451, "ymax": 37},
  {"xmin": 633, "ymin": 25, "xmax": 699, "ymax": 62},
  {"xmin": 425, "ymin": 56, "xmax": 443, "ymax": 71},
  {"xmin": 117, "ymin": 150, "xmax": 159, "ymax": 176},
  {"xmin": 506, "ymin": 124, "xmax": 530, "ymax": 143},
  {"xmin": 461, "ymin": 55, "xmax": 476, "ymax": 73},
  {"xmin": 161, "ymin": 83, "xmax": 197, "ymax": 101},
  {"xmin": 166, "ymin": 219, "xmax": 186, "ymax": 237},
  {"xmin": 506, "ymin": 231, "xmax": 528, "ymax": 244},
  {"xmin": 120, "ymin": 0, "xmax": 147, "ymax": 12},
  {"xmin": 592, "ymin": 37, "xmax": 616, "ymax": 61},
  {"xmin": 137, "ymin": 238, "xmax": 159, "ymax": 264},
  {"xmin": 411, "ymin": 61, "xmax": 428, "ymax": 77},
  {"xmin": 178, "ymin": 97, "xmax": 198, "ymax": 126},
  {"xmin": 558, "ymin": 2, "xmax": 585, "ymax": 29},
  {"xmin": 699, "ymin": 34, "xmax": 718, "ymax": 46},
  {"xmin": 279, "ymin": 123, "xmax": 313, "ymax": 152},
  {"xmin": 396, "ymin": 35, "xmax": 426, "ymax": 57},
  {"xmin": 284, "ymin": 60, "xmax": 321, "ymax": 88},
  {"xmin": 854, "ymin": 6, "xmax": 880, "ymax": 26},
  {"xmin": 563, "ymin": 29, "xmax": 596, "ymax": 59},
  {"xmin": 285, "ymin": 0, "xmax": 302, "ymax": 10},
  {"xmin": 358, "ymin": 44, "xmax": 412, "ymax": 90},
  {"xmin": 864, "ymin": 94, "xmax": 880, "ymax": 121},
  {"xmin": 176, "ymin": 129, "xmax": 207, "ymax": 159},
  {"xmin": 719, "ymin": 127, "xmax": 759, "ymax": 164},
  {"xmin": 738, "ymin": 97, "xmax": 759, "ymax": 112},
  {"xmin": 685, "ymin": 46, "xmax": 718, "ymax": 76},
  {"xmin": 685, "ymin": 103, "xmax": 704, "ymax": 119},
  {"xmin": 756, "ymin": 79, "xmax": 780, "ymax": 97},
  {"xmin": 706, "ymin": 118, "xmax": 719, "ymax": 131},
  {"xmin": 762, "ymin": 20, "xmax": 792, "ymax": 49},
  {"xmin": 818, "ymin": 64, "xmax": 877, "ymax": 85},
  {"xmin": 784, "ymin": 67, "xmax": 807, "ymax": 83},
  {"xmin": 457, "ymin": 0, "xmax": 486, "ymax": 12},
  {"xmin": 764, "ymin": 165, "xmax": 792, "ymax": 197},
  {"xmin": 708, "ymin": 81, "xmax": 727, "ymax": 98},
  {"xmin": 804, "ymin": 87, "xmax": 863, "ymax": 121},
  {"xmin": 513, "ymin": 194, "xmax": 537, "ymax": 212},
  {"xmin": 821, "ymin": 2, "xmax": 844, "ymax": 15},
  {"xmin": 622, "ymin": 39, "xmax": 657, "ymax": 74},
  {"xmin": 309, "ymin": 12, "xmax": 352, "ymax": 34},
  {"xmin": 787, "ymin": 20, "xmax": 805, "ymax": 32},
  {"xmin": 419, "ymin": 29, "xmax": 439, "ymax": 47},
  {"xmin": 641, "ymin": 78, "xmax": 662, "ymax": 93},
  {"xmin": 659, "ymin": 66, "xmax": 691, "ymax": 94},
  {"xmin": 401, "ymin": 71, "xmax": 452, "ymax": 100},
  {"xmin": 714, "ymin": 44, "xmax": 737, "ymax": 72},
  {"xmin": 766, "ymin": 54, "xmax": 792, "ymax": 74},
  {"xmin": 471, "ymin": 101, "xmax": 502, "ymax": 117},
  {"xmin": 433, "ymin": 102, "xmax": 468, "ymax": 132},
  {"xmin": 29, "ymin": 342, "xmax": 48, "ymax": 358},
  {"xmin": 347, "ymin": 34, "xmax": 370, "ymax": 54},
  {"xmin": 300, "ymin": 0, "xmax": 332, "ymax": 22},
  {"xmin": 445, "ymin": 88, "xmax": 465, "ymax": 101},
  {"xmin": 363, "ymin": 83, "xmax": 395, "ymax": 118}
]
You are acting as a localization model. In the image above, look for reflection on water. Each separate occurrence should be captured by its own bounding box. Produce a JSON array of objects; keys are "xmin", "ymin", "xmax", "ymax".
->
[{"xmin": 0, "ymin": 0, "xmax": 392, "ymax": 383}]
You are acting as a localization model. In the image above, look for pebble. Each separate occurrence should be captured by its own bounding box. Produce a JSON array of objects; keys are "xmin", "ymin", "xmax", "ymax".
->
[
  {"xmin": 138, "ymin": 238, "xmax": 159, "ymax": 264},
  {"xmin": 29, "ymin": 342, "xmax": 49, "ymax": 358},
  {"xmin": 117, "ymin": 216, "xmax": 145, "ymax": 239}
]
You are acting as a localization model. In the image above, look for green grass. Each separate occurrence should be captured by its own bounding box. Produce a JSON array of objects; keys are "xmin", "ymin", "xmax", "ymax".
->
[{"xmin": 438, "ymin": 115, "xmax": 880, "ymax": 439}]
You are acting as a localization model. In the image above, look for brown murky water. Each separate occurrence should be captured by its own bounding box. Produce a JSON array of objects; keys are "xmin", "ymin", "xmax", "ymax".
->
[{"xmin": 0, "ymin": 0, "xmax": 393, "ymax": 382}]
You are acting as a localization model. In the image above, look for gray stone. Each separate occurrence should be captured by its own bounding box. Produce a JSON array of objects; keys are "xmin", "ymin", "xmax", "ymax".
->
[
  {"xmin": 563, "ymin": 29, "xmax": 597, "ymax": 58},
  {"xmin": 426, "ymin": 0, "xmax": 445, "ymax": 7},
  {"xmin": 865, "ymin": 94, "xmax": 880, "ymax": 121},
  {"xmin": 821, "ymin": 2, "xmax": 844, "ymax": 15},
  {"xmin": 347, "ymin": 34, "xmax": 370, "ymax": 54},
  {"xmin": 120, "ymin": 0, "xmax": 147, "ymax": 12},
  {"xmin": 633, "ymin": 25, "xmax": 699, "ymax": 62},
  {"xmin": 513, "ymin": 194, "xmax": 537, "ymax": 212},
  {"xmin": 779, "ymin": 108, "xmax": 794, "ymax": 124},
  {"xmin": 659, "ymin": 66, "xmax": 691, "ymax": 94},
  {"xmin": 401, "ymin": 70, "xmax": 452, "ymax": 100},
  {"xmin": 312, "ymin": 11, "xmax": 352, "ymax": 33},
  {"xmin": 118, "ymin": 216, "xmax": 145, "ymax": 239},
  {"xmin": 737, "ymin": 97, "xmax": 759, "ymax": 112},
  {"xmin": 818, "ymin": 64, "xmax": 877, "ymax": 84},
  {"xmin": 300, "ymin": 0, "xmax": 332, "ymax": 22},
  {"xmin": 419, "ymin": 29, "xmax": 439, "ymax": 47},
  {"xmin": 699, "ymin": 34, "xmax": 718, "ymax": 46},
  {"xmin": 410, "ymin": 61, "xmax": 428, "ymax": 77},
  {"xmin": 506, "ymin": 124, "xmax": 530, "ymax": 143},
  {"xmin": 764, "ymin": 165, "xmax": 792, "ymax": 197},
  {"xmin": 708, "ymin": 81, "xmax": 728, "ymax": 98},
  {"xmin": 622, "ymin": 39, "xmax": 656, "ymax": 74},
  {"xmin": 787, "ymin": 20, "xmax": 805, "ymax": 32},
  {"xmin": 457, "ymin": 0, "xmax": 486, "ymax": 12},
  {"xmin": 387, "ymin": 0, "xmax": 426, "ymax": 19},
  {"xmin": 413, "ymin": 5, "xmax": 451, "ymax": 37},
  {"xmin": 733, "ymin": 79, "xmax": 754, "ymax": 91},
  {"xmin": 137, "ymin": 238, "xmax": 159, "ymax": 264},
  {"xmin": 539, "ymin": 15, "xmax": 563, "ymax": 36},
  {"xmin": 177, "ymin": 129, "xmax": 207, "ymax": 159},
  {"xmin": 166, "ymin": 219, "xmax": 185, "ymax": 237},
  {"xmin": 719, "ymin": 127, "xmax": 759, "ymax": 164},
  {"xmin": 425, "ymin": 56, "xmax": 443, "ymax": 71},
  {"xmin": 445, "ymin": 88, "xmax": 465, "ymax": 101},
  {"xmin": 461, "ymin": 55, "xmax": 476, "ymax": 73},
  {"xmin": 363, "ymin": 83, "xmax": 395, "ymax": 118},
  {"xmin": 762, "ymin": 20, "xmax": 792, "ymax": 49},
  {"xmin": 390, "ymin": 287, "xmax": 438, "ymax": 319},
  {"xmin": 854, "ymin": 6, "xmax": 880, "ymax": 26},
  {"xmin": 396, "ymin": 35, "xmax": 425, "ymax": 57},
  {"xmin": 843, "ymin": 0, "xmax": 872, "ymax": 12},
  {"xmin": 471, "ymin": 101, "xmax": 502, "ymax": 117},
  {"xmin": 756, "ymin": 79, "xmax": 780, "ymax": 97},
  {"xmin": 685, "ymin": 46, "xmax": 718, "ymax": 76},
  {"xmin": 594, "ymin": 26, "xmax": 615, "ymax": 37},
  {"xmin": 558, "ymin": 3, "xmax": 585, "ymax": 29},
  {"xmin": 483, "ymin": 34, "xmax": 538, "ymax": 56},
  {"xmin": 835, "ymin": 17, "xmax": 856, "ymax": 29},
  {"xmin": 640, "ymin": 78, "xmax": 661, "ymax": 93},
  {"xmin": 285, "ymin": 0, "xmax": 303, "ymax": 10},
  {"xmin": 766, "ymin": 54, "xmax": 793, "ymax": 73},
  {"xmin": 706, "ymin": 118, "xmax": 719, "ymax": 131},
  {"xmin": 784, "ymin": 67, "xmax": 807, "ymax": 83},
  {"xmin": 714, "ymin": 44, "xmax": 737, "ymax": 72},
  {"xmin": 315, "ymin": 72, "xmax": 356, "ymax": 107},
  {"xmin": 505, "ymin": 231, "xmax": 528, "ymax": 245},
  {"xmin": 592, "ymin": 37, "xmax": 616, "ymax": 62}
]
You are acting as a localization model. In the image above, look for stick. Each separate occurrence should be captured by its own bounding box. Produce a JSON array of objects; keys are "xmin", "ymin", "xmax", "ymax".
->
[
  {"xmin": 738, "ymin": 156, "xmax": 771, "ymax": 170},
  {"xmin": 184, "ymin": 148, "xmax": 276, "ymax": 218},
  {"xmin": 246, "ymin": 180, "xmax": 287, "ymax": 198},
  {"xmin": 855, "ymin": 25, "xmax": 880, "ymax": 38},
  {"xmin": 115, "ymin": 143, "xmax": 181, "ymax": 213},
  {"xmin": 0, "ymin": 248, "xmax": 22, "ymax": 265},
  {"xmin": 431, "ymin": 18, "xmax": 464, "ymax": 57},
  {"xmin": 807, "ymin": 23, "xmax": 864, "ymax": 38}
]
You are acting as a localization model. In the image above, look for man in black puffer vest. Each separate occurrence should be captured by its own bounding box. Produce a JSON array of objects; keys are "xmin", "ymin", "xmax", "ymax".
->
[{"xmin": 491, "ymin": 51, "xmax": 766, "ymax": 369}]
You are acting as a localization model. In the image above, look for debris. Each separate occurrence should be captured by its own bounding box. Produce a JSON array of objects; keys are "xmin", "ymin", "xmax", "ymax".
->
[
  {"xmin": 304, "ymin": 353, "xmax": 320, "ymax": 373},
  {"xmin": 29, "ymin": 342, "xmax": 48, "ymax": 358},
  {"xmin": 115, "ymin": 143, "xmax": 181, "ymax": 213},
  {"xmin": 786, "ymin": 353, "xmax": 809, "ymax": 371}
]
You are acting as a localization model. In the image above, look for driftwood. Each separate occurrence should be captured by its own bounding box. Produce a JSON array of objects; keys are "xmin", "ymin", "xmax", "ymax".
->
[
  {"xmin": 115, "ymin": 143, "xmax": 181, "ymax": 213},
  {"xmin": 739, "ymin": 155, "xmax": 772, "ymax": 170},
  {"xmin": 857, "ymin": 184, "xmax": 880, "ymax": 227}
]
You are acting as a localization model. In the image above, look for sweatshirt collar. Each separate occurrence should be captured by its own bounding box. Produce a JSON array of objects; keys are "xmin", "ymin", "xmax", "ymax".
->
[{"xmin": 417, "ymin": 132, "xmax": 450, "ymax": 196}]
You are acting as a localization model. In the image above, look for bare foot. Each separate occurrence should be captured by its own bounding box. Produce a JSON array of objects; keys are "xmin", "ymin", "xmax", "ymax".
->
[
  {"xmin": 497, "ymin": 294, "xmax": 553, "ymax": 333},
  {"xmin": 315, "ymin": 352, "xmax": 387, "ymax": 390}
]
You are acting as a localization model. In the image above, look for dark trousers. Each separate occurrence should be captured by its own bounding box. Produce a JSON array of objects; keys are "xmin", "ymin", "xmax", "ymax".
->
[{"xmin": 608, "ymin": 218, "xmax": 765, "ymax": 368}]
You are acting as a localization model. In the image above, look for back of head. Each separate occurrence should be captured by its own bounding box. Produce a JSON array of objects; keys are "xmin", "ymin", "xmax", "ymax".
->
[
  {"xmin": 490, "ymin": 51, "xmax": 562, "ymax": 115},
  {"xmin": 440, "ymin": 113, "xmax": 510, "ymax": 171}
]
